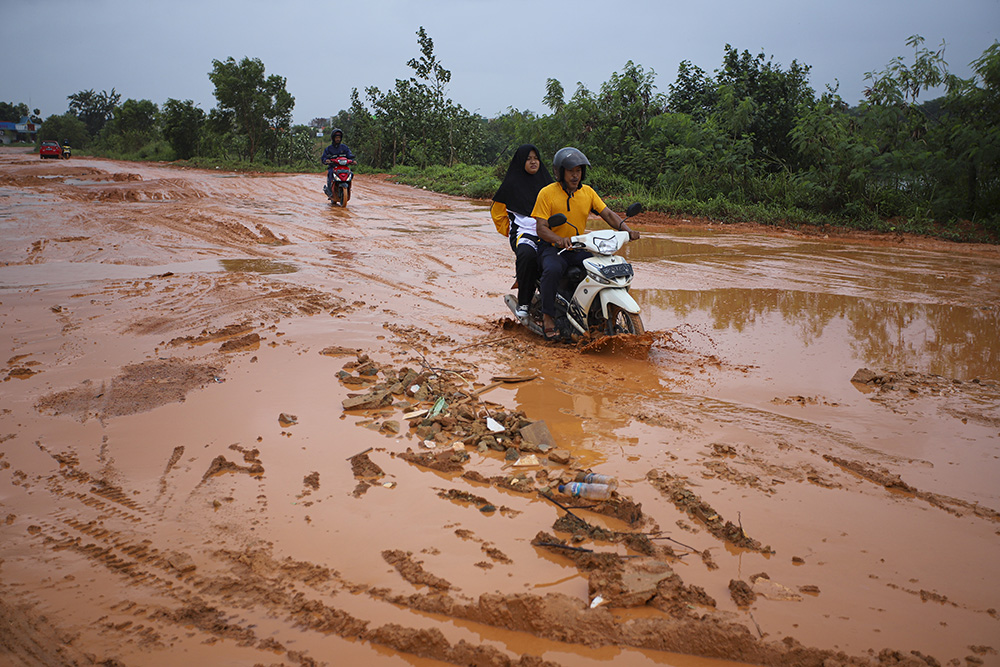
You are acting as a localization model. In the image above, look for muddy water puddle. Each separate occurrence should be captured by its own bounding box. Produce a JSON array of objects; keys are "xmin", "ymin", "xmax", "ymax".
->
[
  {"xmin": 0, "ymin": 257, "xmax": 298, "ymax": 287},
  {"xmin": 2, "ymin": 152, "xmax": 999, "ymax": 667}
]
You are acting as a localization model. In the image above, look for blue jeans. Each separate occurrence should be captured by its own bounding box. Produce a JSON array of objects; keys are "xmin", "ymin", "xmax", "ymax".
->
[{"xmin": 538, "ymin": 245, "xmax": 591, "ymax": 317}]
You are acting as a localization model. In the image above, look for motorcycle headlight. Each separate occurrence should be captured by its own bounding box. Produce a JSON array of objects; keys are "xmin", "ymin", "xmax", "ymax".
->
[{"xmin": 592, "ymin": 235, "xmax": 619, "ymax": 254}]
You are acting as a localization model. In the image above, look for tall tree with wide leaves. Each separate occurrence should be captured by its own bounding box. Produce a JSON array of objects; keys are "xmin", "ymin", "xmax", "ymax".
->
[
  {"xmin": 350, "ymin": 27, "xmax": 482, "ymax": 168},
  {"xmin": 208, "ymin": 57, "xmax": 294, "ymax": 163},
  {"xmin": 68, "ymin": 88, "xmax": 121, "ymax": 136}
]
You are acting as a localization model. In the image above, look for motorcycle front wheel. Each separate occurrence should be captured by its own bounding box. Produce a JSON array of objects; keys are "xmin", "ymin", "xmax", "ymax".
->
[
  {"xmin": 605, "ymin": 304, "xmax": 644, "ymax": 335},
  {"xmin": 339, "ymin": 186, "xmax": 348, "ymax": 208}
]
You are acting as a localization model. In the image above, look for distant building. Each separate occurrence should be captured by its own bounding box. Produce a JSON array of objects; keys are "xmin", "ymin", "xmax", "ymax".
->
[{"xmin": 0, "ymin": 116, "xmax": 40, "ymax": 144}]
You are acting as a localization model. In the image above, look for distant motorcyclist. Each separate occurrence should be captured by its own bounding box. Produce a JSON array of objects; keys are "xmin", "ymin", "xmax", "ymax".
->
[{"xmin": 321, "ymin": 129, "xmax": 354, "ymax": 196}]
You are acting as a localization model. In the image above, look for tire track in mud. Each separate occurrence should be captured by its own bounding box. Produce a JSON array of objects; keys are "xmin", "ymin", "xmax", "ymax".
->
[
  {"xmin": 21, "ymin": 497, "xmax": 564, "ymax": 666},
  {"xmin": 10, "ymin": 437, "xmax": 565, "ymax": 666}
]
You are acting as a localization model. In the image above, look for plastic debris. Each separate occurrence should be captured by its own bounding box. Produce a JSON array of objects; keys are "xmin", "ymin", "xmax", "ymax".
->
[
  {"xmin": 429, "ymin": 397, "xmax": 447, "ymax": 417},
  {"xmin": 486, "ymin": 416, "xmax": 504, "ymax": 432},
  {"xmin": 513, "ymin": 454, "xmax": 540, "ymax": 467}
]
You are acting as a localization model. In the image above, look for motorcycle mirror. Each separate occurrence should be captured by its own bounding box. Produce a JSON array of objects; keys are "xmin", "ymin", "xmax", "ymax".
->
[
  {"xmin": 625, "ymin": 203, "xmax": 644, "ymax": 218},
  {"xmin": 548, "ymin": 213, "xmax": 568, "ymax": 227}
]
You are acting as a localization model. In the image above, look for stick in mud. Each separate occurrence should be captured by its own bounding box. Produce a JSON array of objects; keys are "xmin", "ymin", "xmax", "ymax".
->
[
  {"xmin": 537, "ymin": 491, "xmax": 591, "ymax": 521},
  {"xmin": 449, "ymin": 336, "xmax": 514, "ymax": 352},
  {"xmin": 347, "ymin": 447, "xmax": 373, "ymax": 460},
  {"xmin": 535, "ymin": 542, "xmax": 594, "ymax": 553},
  {"xmin": 649, "ymin": 535, "xmax": 701, "ymax": 553}
]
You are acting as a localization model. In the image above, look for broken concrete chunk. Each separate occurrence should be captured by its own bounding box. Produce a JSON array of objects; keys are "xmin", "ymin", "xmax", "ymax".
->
[
  {"xmin": 548, "ymin": 449, "xmax": 572, "ymax": 465},
  {"xmin": 520, "ymin": 420, "xmax": 557, "ymax": 449},
  {"xmin": 851, "ymin": 368, "xmax": 880, "ymax": 384},
  {"xmin": 342, "ymin": 390, "xmax": 393, "ymax": 411},
  {"xmin": 167, "ymin": 551, "xmax": 196, "ymax": 574},
  {"xmin": 320, "ymin": 345, "xmax": 359, "ymax": 357}
]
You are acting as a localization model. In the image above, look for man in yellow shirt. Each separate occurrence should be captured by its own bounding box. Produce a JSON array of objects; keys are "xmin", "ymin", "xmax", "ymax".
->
[{"xmin": 531, "ymin": 147, "xmax": 640, "ymax": 339}]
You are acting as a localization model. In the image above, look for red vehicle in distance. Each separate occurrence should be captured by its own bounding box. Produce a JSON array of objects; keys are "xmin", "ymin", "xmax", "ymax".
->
[{"xmin": 39, "ymin": 140, "xmax": 62, "ymax": 159}]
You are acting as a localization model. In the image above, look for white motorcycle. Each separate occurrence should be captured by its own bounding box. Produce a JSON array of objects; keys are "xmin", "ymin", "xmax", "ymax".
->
[{"xmin": 505, "ymin": 203, "xmax": 644, "ymax": 340}]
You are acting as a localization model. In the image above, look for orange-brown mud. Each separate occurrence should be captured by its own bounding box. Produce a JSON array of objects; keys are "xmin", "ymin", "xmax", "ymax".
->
[{"xmin": 1, "ymin": 147, "xmax": 998, "ymax": 667}]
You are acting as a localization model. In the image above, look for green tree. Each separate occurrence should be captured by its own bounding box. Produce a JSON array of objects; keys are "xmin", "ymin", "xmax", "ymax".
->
[
  {"xmin": 68, "ymin": 88, "xmax": 121, "ymax": 136},
  {"xmin": 714, "ymin": 45, "xmax": 814, "ymax": 168},
  {"xmin": 208, "ymin": 56, "xmax": 294, "ymax": 163},
  {"xmin": 937, "ymin": 42, "xmax": 1000, "ymax": 224},
  {"xmin": 667, "ymin": 60, "xmax": 718, "ymax": 122},
  {"xmin": 407, "ymin": 27, "xmax": 451, "ymax": 97},
  {"xmin": 593, "ymin": 61, "xmax": 666, "ymax": 178},
  {"xmin": 38, "ymin": 113, "xmax": 89, "ymax": 147},
  {"xmin": 116, "ymin": 99, "xmax": 159, "ymax": 134},
  {"xmin": 274, "ymin": 124, "xmax": 316, "ymax": 166},
  {"xmin": 99, "ymin": 98, "xmax": 160, "ymax": 153},
  {"xmin": 0, "ymin": 101, "xmax": 29, "ymax": 122},
  {"xmin": 162, "ymin": 99, "xmax": 205, "ymax": 160},
  {"xmin": 350, "ymin": 27, "xmax": 482, "ymax": 168},
  {"xmin": 543, "ymin": 78, "xmax": 565, "ymax": 113},
  {"xmin": 791, "ymin": 91, "xmax": 879, "ymax": 214}
]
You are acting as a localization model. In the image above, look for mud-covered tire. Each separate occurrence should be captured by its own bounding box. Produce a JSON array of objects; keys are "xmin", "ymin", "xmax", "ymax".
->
[
  {"xmin": 339, "ymin": 187, "xmax": 347, "ymax": 208},
  {"xmin": 605, "ymin": 304, "xmax": 644, "ymax": 335}
]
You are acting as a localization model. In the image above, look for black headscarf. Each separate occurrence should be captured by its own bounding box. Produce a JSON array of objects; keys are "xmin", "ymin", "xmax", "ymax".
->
[{"xmin": 492, "ymin": 144, "xmax": 552, "ymax": 217}]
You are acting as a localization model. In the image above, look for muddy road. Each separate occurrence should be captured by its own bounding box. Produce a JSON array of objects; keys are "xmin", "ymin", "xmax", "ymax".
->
[{"xmin": 1, "ymin": 148, "xmax": 998, "ymax": 667}]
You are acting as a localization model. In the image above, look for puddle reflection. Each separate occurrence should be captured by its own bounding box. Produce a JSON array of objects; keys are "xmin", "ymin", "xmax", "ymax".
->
[
  {"xmin": 635, "ymin": 287, "xmax": 999, "ymax": 381},
  {"xmin": 620, "ymin": 228, "xmax": 1000, "ymax": 383}
]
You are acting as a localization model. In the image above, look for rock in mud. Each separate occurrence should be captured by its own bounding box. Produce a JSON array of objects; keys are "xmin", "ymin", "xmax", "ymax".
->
[
  {"xmin": 219, "ymin": 332, "xmax": 260, "ymax": 353},
  {"xmin": 342, "ymin": 390, "xmax": 393, "ymax": 411},
  {"xmin": 851, "ymin": 367, "xmax": 881, "ymax": 384},
  {"xmin": 520, "ymin": 420, "xmax": 557, "ymax": 450},
  {"xmin": 349, "ymin": 452, "xmax": 384, "ymax": 478},
  {"xmin": 729, "ymin": 579, "xmax": 756, "ymax": 607},
  {"xmin": 167, "ymin": 551, "xmax": 196, "ymax": 574},
  {"xmin": 548, "ymin": 449, "xmax": 572, "ymax": 465},
  {"xmin": 303, "ymin": 472, "xmax": 320, "ymax": 490}
]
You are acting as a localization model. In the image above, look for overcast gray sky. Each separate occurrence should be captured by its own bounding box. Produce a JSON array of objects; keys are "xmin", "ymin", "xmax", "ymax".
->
[{"xmin": 4, "ymin": 0, "xmax": 998, "ymax": 125}]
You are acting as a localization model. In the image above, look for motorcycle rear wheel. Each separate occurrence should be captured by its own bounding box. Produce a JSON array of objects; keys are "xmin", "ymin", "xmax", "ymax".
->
[{"xmin": 605, "ymin": 304, "xmax": 644, "ymax": 335}]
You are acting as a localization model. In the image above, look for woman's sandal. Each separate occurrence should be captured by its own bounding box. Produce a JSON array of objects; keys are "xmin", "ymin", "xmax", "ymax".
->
[{"xmin": 543, "ymin": 326, "xmax": 560, "ymax": 341}]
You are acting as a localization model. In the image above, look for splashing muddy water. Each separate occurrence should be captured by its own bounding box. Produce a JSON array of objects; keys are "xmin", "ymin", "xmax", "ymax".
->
[{"xmin": 1, "ymin": 148, "xmax": 998, "ymax": 667}]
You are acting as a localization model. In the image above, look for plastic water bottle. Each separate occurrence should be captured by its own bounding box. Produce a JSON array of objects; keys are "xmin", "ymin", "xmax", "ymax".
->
[
  {"xmin": 574, "ymin": 472, "xmax": 619, "ymax": 491},
  {"xmin": 558, "ymin": 482, "xmax": 613, "ymax": 500}
]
